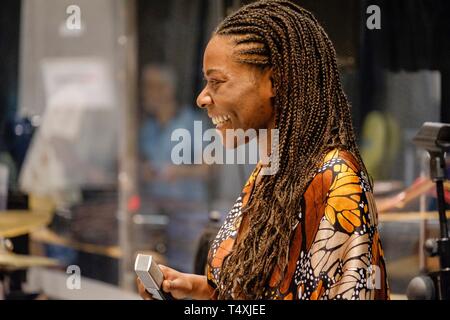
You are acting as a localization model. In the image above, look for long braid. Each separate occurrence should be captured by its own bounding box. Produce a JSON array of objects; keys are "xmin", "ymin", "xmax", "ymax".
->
[{"xmin": 214, "ymin": 0, "xmax": 370, "ymax": 299}]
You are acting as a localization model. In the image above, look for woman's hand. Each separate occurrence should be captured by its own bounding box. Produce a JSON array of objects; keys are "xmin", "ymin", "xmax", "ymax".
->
[
  {"xmin": 158, "ymin": 265, "xmax": 194, "ymax": 299},
  {"xmin": 136, "ymin": 265, "xmax": 214, "ymax": 300},
  {"xmin": 136, "ymin": 277, "xmax": 153, "ymax": 300}
]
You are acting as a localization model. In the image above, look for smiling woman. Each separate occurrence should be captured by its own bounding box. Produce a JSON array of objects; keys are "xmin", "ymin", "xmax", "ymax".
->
[
  {"xmin": 137, "ymin": 0, "xmax": 389, "ymax": 300},
  {"xmin": 197, "ymin": 36, "xmax": 275, "ymax": 141}
]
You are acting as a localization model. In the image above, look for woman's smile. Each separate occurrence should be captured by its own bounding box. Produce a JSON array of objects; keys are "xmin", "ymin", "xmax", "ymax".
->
[{"xmin": 210, "ymin": 114, "xmax": 232, "ymax": 129}]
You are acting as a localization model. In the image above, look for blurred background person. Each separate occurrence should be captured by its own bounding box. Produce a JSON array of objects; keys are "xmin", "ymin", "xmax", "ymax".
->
[{"xmin": 138, "ymin": 63, "xmax": 209, "ymax": 273}]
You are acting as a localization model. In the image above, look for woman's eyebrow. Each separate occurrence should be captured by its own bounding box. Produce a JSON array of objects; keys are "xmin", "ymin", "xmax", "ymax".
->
[{"xmin": 205, "ymin": 68, "xmax": 226, "ymax": 77}]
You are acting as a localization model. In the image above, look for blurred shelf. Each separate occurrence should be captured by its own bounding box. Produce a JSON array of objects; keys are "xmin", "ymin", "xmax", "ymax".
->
[
  {"xmin": 390, "ymin": 294, "xmax": 407, "ymax": 300},
  {"xmin": 379, "ymin": 211, "xmax": 450, "ymax": 223},
  {"xmin": 373, "ymin": 180, "xmax": 404, "ymax": 196},
  {"xmin": 31, "ymin": 228, "xmax": 122, "ymax": 258},
  {"xmin": 30, "ymin": 227, "xmax": 166, "ymax": 264},
  {"xmin": 0, "ymin": 210, "xmax": 52, "ymax": 238},
  {"xmin": 0, "ymin": 252, "xmax": 59, "ymax": 271}
]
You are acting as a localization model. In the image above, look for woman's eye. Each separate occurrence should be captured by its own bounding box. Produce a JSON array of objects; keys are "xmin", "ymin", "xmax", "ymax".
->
[{"xmin": 207, "ymin": 79, "xmax": 222, "ymax": 89}]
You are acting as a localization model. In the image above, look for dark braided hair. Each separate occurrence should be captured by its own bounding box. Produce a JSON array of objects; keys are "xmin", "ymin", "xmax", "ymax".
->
[{"xmin": 214, "ymin": 0, "xmax": 370, "ymax": 299}]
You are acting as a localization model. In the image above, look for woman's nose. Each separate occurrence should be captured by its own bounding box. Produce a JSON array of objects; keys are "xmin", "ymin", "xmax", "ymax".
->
[{"xmin": 196, "ymin": 87, "xmax": 212, "ymax": 109}]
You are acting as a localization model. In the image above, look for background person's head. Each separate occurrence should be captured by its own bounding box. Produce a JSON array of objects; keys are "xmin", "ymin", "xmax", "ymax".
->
[
  {"xmin": 201, "ymin": 0, "xmax": 370, "ymax": 299},
  {"xmin": 141, "ymin": 64, "xmax": 177, "ymax": 124}
]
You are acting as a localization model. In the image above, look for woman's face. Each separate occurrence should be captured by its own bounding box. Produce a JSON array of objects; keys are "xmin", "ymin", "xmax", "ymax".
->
[{"xmin": 196, "ymin": 35, "xmax": 275, "ymax": 148}]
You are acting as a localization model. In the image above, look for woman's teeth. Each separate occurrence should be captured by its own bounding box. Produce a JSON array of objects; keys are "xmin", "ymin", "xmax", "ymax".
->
[{"xmin": 212, "ymin": 114, "xmax": 231, "ymax": 126}]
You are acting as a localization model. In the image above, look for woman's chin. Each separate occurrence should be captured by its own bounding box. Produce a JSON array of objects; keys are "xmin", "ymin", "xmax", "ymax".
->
[
  {"xmin": 218, "ymin": 129, "xmax": 251, "ymax": 149},
  {"xmin": 218, "ymin": 130, "xmax": 237, "ymax": 149}
]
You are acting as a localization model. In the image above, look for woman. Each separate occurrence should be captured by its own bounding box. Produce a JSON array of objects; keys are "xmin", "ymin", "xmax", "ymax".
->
[{"xmin": 138, "ymin": 0, "xmax": 389, "ymax": 300}]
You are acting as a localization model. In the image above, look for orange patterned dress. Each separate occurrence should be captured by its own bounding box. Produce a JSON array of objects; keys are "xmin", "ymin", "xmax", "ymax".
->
[{"xmin": 206, "ymin": 148, "xmax": 389, "ymax": 300}]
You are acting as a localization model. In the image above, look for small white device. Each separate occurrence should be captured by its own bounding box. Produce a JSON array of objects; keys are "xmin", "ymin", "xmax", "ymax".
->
[{"xmin": 134, "ymin": 254, "xmax": 173, "ymax": 300}]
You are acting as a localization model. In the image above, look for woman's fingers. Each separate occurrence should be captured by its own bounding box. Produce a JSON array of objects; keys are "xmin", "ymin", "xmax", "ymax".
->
[
  {"xmin": 136, "ymin": 278, "xmax": 153, "ymax": 300},
  {"xmin": 158, "ymin": 264, "xmax": 170, "ymax": 274},
  {"xmin": 142, "ymin": 265, "xmax": 192, "ymax": 300},
  {"xmin": 162, "ymin": 279, "xmax": 172, "ymax": 292},
  {"xmin": 137, "ymin": 264, "xmax": 189, "ymax": 300},
  {"xmin": 159, "ymin": 264, "xmax": 177, "ymax": 280},
  {"xmin": 165, "ymin": 277, "xmax": 194, "ymax": 299}
]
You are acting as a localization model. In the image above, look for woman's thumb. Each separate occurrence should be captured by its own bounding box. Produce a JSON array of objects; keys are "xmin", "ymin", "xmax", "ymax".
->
[{"xmin": 162, "ymin": 279, "xmax": 172, "ymax": 292}]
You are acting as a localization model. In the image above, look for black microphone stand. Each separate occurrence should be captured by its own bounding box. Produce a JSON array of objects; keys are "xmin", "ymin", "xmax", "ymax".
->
[
  {"xmin": 409, "ymin": 122, "xmax": 450, "ymax": 300},
  {"xmin": 425, "ymin": 151, "xmax": 450, "ymax": 300}
]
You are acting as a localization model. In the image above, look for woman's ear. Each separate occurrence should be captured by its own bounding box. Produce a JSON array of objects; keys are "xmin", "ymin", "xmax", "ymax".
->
[{"xmin": 260, "ymin": 68, "xmax": 275, "ymax": 99}]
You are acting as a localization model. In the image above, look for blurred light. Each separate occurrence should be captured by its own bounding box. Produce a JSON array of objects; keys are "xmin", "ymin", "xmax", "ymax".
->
[
  {"xmin": 118, "ymin": 35, "xmax": 127, "ymax": 46},
  {"xmin": 31, "ymin": 115, "xmax": 41, "ymax": 127},
  {"xmin": 155, "ymin": 243, "xmax": 167, "ymax": 254},
  {"xmin": 132, "ymin": 214, "xmax": 168, "ymax": 226},
  {"xmin": 14, "ymin": 124, "xmax": 23, "ymax": 136},
  {"xmin": 127, "ymin": 194, "xmax": 141, "ymax": 212},
  {"xmin": 209, "ymin": 210, "xmax": 221, "ymax": 222}
]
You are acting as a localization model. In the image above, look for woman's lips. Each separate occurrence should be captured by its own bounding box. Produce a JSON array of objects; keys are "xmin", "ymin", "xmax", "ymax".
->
[
  {"xmin": 211, "ymin": 114, "xmax": 232, "ymax": 129},
  {"xmin": 215, "ymin": 118, "xmax": 231, "ymax": 129}
]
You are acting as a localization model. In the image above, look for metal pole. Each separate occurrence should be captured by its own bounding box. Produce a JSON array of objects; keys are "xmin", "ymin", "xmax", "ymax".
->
[
  {"xmin": 116, "ymin": 0, "xmax": 138, "ymax": 291},
  {"xmin": 419, "ymin": 150, "xmax": 428, "ymax": 272}
]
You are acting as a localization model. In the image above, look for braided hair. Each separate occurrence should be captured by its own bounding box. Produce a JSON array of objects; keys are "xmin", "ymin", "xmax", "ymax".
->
[{"xmin": 214, "ymin": 0, "xmax": 370, "ymax": 299}]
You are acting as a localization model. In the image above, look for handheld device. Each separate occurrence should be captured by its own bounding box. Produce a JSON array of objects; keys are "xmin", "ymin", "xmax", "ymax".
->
[{"xmin": 134, "ymin": 254, "xmax": 173, "ymax": 300}]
